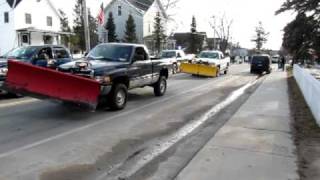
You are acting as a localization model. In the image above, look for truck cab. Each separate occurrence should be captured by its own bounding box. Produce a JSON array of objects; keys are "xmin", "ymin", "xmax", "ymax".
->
[
  {"xmin": 196, "ymin": 50, "xmax": 230, "ymax": 74},
  {"xmin": 57, "ymin": 43, "xmax": 170, "ymax": 109}
]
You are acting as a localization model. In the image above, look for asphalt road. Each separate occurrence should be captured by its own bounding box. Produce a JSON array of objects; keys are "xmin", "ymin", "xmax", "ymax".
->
[{"xmin": 0, "ymin": 64, "xmax": 261, "ymax": 180}]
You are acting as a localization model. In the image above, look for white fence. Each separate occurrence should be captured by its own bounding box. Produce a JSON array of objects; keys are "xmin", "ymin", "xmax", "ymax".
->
[{"xmin": 293, "ymin": 65, "xmax": 320, "ymax": 125}]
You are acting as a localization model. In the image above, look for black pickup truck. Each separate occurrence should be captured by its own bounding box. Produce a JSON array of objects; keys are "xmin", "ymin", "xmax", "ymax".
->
[{"xmin": 58, "ymin": 43, "xmax": 170, "ymax": 110}]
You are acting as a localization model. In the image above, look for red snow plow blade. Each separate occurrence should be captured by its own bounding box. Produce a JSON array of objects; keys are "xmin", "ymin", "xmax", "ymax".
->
[{"xmin": 4, "ymin": 60, "xmax": 101, "ymax": 109}]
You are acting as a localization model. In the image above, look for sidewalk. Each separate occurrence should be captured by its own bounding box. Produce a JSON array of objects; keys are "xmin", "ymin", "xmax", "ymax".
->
[{"xmin": 176, "ymin": 70, "xmax": 299, "ymax": 180}]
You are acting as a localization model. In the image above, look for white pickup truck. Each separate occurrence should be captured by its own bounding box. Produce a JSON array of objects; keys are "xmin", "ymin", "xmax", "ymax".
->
[
  {"xmin": 159, "ymin": 50, "xmax": 194, "ymax": 73},
  {"xmin": 195, "ymin": 50, "xmax": 231, "ymax": 74}
]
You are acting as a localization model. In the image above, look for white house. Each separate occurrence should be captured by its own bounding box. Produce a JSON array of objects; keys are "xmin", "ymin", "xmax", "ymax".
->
[
  {"xmin": 0, "ymin": 0, "xmax": 66, "ymax": 55},
  {"xmin": 100, "ymin": 0, "xmax": 168, "ymax": 52}
]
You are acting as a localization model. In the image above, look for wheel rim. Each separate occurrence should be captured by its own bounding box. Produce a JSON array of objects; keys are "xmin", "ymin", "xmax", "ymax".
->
[
  {"xmin": 116, "ymin": 89, "xmax": 126, "ymax": 106},
  {"xmin": 160, "ymin": 79, "xmax": 166, "ymax": 94}
]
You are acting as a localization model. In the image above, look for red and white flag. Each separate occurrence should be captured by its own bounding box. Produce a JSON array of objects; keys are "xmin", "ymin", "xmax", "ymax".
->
[{"xmin": 98, "ymin": 3, "xmax": 104, "ymax": 25}]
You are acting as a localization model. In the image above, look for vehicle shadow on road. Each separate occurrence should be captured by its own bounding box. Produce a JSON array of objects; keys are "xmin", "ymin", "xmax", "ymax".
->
[{"xmin": 0, "ymin": 94, "xmax": 22, "ymax": 100}]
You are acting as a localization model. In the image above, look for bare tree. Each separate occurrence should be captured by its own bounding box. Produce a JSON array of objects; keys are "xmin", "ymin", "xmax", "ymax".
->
[
  {"xmin": 209, "ymin": 14, "xmax": 233, "ymax": 54},
  {"xmin": 160, "ymin": 0, "xmax": 181, "ymax": 49},
  {"xmin": 160, "ymin": 0, "xmax": 181, "ymax": 21}
]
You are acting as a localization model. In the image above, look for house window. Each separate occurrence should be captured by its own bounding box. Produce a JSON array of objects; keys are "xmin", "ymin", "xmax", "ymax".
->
[
  {"xmin": 43, "ymin": 35, "xmax": 53, "ymax": 44},
  {"xmin": 118, "ymin": 6, "xmax": 122, "ymax": 16},
  {"xmin": 25, "ymin": 13, "xmax": 32, "ymax": 24},
  {"xmin": 22, "ymin": 34, "xmax": 29, "ymax": 44},
  {"xmin": 4, "ymin": 12, "xmax": 9, "ymax": 23},
  {"xmin": 47, "ymin": 16, "xmax": 52, "ymax": 26}
]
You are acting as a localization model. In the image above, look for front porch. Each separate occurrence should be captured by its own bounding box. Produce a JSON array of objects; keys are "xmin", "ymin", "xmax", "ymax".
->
[{"xmin": 16, "ymin": 28, "xmax": 73, "ymax": 47}]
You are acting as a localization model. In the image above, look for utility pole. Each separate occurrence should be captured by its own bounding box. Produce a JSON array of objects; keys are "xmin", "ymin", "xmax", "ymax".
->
[
  {"xmin": 82, "ymin": 0, "xmax": 91, "ymax": 52},
  {"xmin": 211, "ymin": 16, "xmax": 216, "ymax": 50}
]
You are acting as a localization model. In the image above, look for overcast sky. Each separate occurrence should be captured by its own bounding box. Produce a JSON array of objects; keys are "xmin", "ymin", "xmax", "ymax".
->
[{"xmin": 52, "ymin": 0, "xmax": 294, "ymax": 50}]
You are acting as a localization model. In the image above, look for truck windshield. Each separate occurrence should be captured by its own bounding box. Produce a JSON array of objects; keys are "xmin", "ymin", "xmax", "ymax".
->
[
  {"xmin": 87, "ymin": 44, "xmax": 133, "ymax": 62},
  {"xmin": 7, "ymin": 47, "xmax": 37, "ymax": 60},
  {"xmin": 161, "ymin": 51, "xmax": 176, "ymax": 58},
  {"xmin": 199, "ymin": 52, "xmax": 219, "ymax": 59}
]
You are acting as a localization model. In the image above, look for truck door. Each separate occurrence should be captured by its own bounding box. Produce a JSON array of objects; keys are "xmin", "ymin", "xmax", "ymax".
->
[{"xmin": 129, "ymin": 47, "xmax": 153, "ymax": 88}]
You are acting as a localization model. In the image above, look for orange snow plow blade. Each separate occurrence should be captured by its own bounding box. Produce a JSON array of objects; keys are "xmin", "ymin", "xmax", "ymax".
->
[{"xmin": 3, "ymin": 60, "xmax": 101, "ymax": 109}]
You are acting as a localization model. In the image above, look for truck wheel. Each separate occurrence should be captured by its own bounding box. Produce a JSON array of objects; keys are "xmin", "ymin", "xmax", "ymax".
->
[
  {"xmin": 109, "ymin": 84, "xmax": 128, "ymax": 110},
  {"xmin": 154, "ymin": 76, "xmax": 167, "ymax": 96},
  {"xmin": 224, "ymin": 68, "xmax": 228, "ymax": 75},
  {"xmin": 216, "ymin": 67, "xmax": 220, "ymax": 77}
]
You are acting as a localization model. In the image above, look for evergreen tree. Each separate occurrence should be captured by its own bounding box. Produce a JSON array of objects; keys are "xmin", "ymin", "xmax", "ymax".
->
[
  {"xmin": 88, "ymin": 10, "xmax": 99, "ymax": 48},
  {"xmin": 282, "ymin": 13, "xmax": 316, "ymax": 63},
  {"xmin": 72, "ymin": 0, "xmax": 85, "ymax": 51},
  {"xmin": 276, "ymin": 0, "xmax": 320, "ymax": 19},
  {"xmin": 59, "ymin": 9, "xmax": 71, "ymax": 47},
  {"xmin": 251, "ymin": 22, "xmax": 269, "ymax": 50},
  {"xmin": 191, "ymin": 16, "xmax": 196, "ymax": 33},
  {"xmin": 124, "ymin": 14, "xmax": 137, "ymax": 43},
  {"xmin": 189, "ymin": 16, "xmax": 198, "ymax": 53},
  {"xmin": 153, "ymin": 12, "xmax": 166, "ymax": 55},
  {"xmin": 105, "ymin": 12, "xmax": 118, "ymax": 42},
  {"xmin": 277, "ymin": 0, "xmax": 320, "ymax": 63}
]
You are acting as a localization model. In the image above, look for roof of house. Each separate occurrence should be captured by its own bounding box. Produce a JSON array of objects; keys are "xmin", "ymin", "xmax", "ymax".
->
[
  {"xmin": 6, "ymin": 0, "xmax": 23, "ymax": 8},
  {"xmin": 174, "ymin": 32, "xmax": 208, "ymax": 38},
  {"xmin": 127, "ymin": 0, "xmax": 154, "ymax": 11},
  {"xmin": 104, "ymin": 0, "xmax": 167, "ymax": 18}
]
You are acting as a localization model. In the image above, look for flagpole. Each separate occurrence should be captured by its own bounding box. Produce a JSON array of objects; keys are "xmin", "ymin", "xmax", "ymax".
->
[{"xmin": 82, "ymin": 0, "xmax": 91, "ymax": 52}]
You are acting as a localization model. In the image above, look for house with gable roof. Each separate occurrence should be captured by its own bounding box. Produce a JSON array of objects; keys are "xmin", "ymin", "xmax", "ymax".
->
[
  {"xmin": 100, "ymin": 0, "xmax": 168, "ymax": 53},
  {"xmin": 0, "ymin": 0, "xmax": 69, "ymax": 55}
]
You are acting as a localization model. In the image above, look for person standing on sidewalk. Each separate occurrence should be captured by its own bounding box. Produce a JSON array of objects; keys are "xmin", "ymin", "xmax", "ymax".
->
[{"xmin": 280, "ymin": 56, "xmax": 286, "ymax": 71}]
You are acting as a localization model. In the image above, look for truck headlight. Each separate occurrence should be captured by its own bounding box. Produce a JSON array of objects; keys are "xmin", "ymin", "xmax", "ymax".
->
[
  {"xmin": 0, "ymin": 67, "xmax": 8, "ymax": 75},
  {"xmin": 95, "ymin": 76, "xmax": 111, "ymax": 84}
]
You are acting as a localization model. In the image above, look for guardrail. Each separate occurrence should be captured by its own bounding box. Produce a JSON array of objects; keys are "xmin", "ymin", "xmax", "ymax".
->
[{"xmin": 293, "ymin": 65, "xmax": 320, "ymax": 125}]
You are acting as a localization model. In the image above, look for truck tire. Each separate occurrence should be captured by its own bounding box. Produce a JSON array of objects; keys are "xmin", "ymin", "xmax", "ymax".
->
[
  {"xmin": 224, "ymin": 68, "xmax": 228, "ymax": 75},
  {"xmin": 216, "ymin": 67, "xmax": 220, "ymax": 77},
  {"xmin": 154, "ymin": 76, "xmax": 167, "ymax": 96},
  {"xmin": 109, "ymin": 83, "xmax": 128, "ymax": 110}
]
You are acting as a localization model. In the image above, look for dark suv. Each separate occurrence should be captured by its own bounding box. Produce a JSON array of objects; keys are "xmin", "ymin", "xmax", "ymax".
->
[
  {"xmin": 6, "ymin": 45, "xmax": 72, "ymax": 68},
  {"xmin": 250, "ymin": 55, "xmax": 272, "ymax": 74},
  {"xmin": 0, "ymin": 45, "xmax": 72, "ymax": 95}
]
